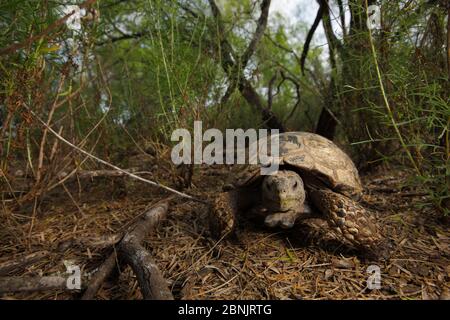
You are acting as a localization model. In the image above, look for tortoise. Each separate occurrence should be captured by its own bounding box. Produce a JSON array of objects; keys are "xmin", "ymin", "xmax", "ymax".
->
[{"xmin": 209, "ymin": 132, "xmax": 382, "ymax": 251}]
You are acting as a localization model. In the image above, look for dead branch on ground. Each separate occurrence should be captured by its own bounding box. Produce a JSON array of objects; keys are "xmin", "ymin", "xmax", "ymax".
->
[{"xmin": 82, "ymin": 201, "xmax": 173, "ymax": 300}]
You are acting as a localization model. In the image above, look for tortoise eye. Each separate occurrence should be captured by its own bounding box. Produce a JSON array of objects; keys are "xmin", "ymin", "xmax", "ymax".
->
[{"xmin": 293, "ymin": 181, "xmax": 298, "ymax": 188}]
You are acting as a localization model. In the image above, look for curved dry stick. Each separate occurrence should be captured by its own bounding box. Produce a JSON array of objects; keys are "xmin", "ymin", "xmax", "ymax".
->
[
  {"xmin": 118, "ymin": 202, "xmax": 173, "ymax": 300},
  {"xmin": 82, "ymin": 202, "xmax": 173, "ymax": 300},
  {"xmin": 81, "ymin": 253, "xmax": 118, "ymax": 300}
]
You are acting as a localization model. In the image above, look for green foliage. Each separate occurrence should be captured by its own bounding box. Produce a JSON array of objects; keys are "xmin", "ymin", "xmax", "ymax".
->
[
  {"xmin": 333, "ymin": 1, "xmax": 449, "ymax": 214},
  {"xmin": 0, "ymin": 0, "xmax": 447, "ymax": 214}
]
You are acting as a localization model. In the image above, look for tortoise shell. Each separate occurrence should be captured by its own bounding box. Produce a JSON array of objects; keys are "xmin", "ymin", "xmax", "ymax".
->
[{"xmin": 229, "ymin": 132, "xmax": 363, "ymax": 197}]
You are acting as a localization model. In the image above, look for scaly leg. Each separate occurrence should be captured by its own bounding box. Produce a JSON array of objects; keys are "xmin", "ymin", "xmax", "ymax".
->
[
  {"xmin": 309, "ymin": 188, "xmax": 383, "ymax": 251},
  {"xmin": 209, "ymin": 191, "xmax": 239, "ymax": 240}
]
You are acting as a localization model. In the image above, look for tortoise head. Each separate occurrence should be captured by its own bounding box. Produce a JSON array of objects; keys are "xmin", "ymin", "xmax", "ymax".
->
[{"xmin": 262, "ymin": 170, "xmax": 305, "ymax": 212}]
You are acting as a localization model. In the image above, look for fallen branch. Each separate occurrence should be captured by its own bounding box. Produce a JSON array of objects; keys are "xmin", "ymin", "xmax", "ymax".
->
[
  {"xmin": 118, "ymin": 202, "xmax": 173, "ymax": 300},
  {"xmin": 0, "ymin": 251, "xmax": 49, "ymax": 276},
  {"xmin": 81, "ymin": 253, "xmax": 117, "ymax": 300},
  {"xmin": 82, "ymin": 202, "xmax": 173, "ymax": 300},
  {"xmin": 0, "ymin": 276, "xmax": 84, "ymax": 294}
]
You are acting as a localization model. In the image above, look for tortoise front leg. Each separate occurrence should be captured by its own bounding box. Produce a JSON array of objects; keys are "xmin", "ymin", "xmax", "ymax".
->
[
  {"xmin": 209, "ymin": 187, "xmax": 260, "ymax": 240},
  {"xmin": 209, "ymin": 190, "xmax": 239, "ymax": 240},
  {"xmin": 308, "ymin": 189, "xmax": 383, "ymax": 251}
]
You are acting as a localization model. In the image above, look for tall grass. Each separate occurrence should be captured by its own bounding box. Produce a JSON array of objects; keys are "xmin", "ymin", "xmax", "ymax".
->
[{"xmin": 336, "ymin": 1, "xmax": 449, "ymax": 214}]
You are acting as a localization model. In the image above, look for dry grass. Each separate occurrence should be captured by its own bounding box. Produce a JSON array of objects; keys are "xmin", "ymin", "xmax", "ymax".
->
[{"xmin": 0, "ymin": 160, "xmax": 449, "ymax": 300}]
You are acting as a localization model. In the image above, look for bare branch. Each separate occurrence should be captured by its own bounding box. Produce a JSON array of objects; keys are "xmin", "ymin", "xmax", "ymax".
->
[
  {"xmin": 337, "ymin": 0, "xmax": 347, "ymax": 38},
  {"xmin": 321, "ymin": 0, "xmax": 343, "ymax": 66},
  {"xmin": 241, "ymin": 0, "xmax": 272, "ymax": 67},
  {"xmin": 279, "ymin": 72, "xmax": 302, "ymax": 122},
  {"xmin": 0, "ymin": 276, "xmax": 85, "ymax": 294},
  {"xmin": 267, "ymin": 71, "xmax": 279, "ymax": 110},
  {"xmin": 96, "ymin": 32, "xmax": 145, "ymax": 46},
  {"xmin": 300, "ymin": 0, "xmax": 325, "ymax": 75},
  {"xmin": 264, "ymin": 33, "xmax": 301, "ymax": 65},
  {"xmin": 118, "ymin": 202, "xmax": 173, "ymax": 300},
  {"xmin": 208, "ymin": 0, "xmax": 284, "ymax": 130}
]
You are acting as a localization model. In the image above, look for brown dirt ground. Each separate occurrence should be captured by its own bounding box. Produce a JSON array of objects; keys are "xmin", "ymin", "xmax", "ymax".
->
[{"xmin": 0, "ymin": 158, "xmax": 449, "ymax": 300}]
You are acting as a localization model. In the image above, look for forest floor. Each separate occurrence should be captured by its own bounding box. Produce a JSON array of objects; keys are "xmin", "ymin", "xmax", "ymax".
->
[{"xmin": 0, "ymin": 153, "xmax": 449, "ymax": 300}]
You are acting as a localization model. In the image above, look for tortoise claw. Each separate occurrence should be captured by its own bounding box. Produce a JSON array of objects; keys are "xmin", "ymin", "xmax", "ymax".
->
[{"xmin": 264, "ymin": 211, "xmax": 298, "ymax": 229}]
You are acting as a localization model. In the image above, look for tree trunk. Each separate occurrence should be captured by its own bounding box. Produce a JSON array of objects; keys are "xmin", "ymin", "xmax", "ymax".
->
[{"xmin": 209, "ymin": 0, "xmax": 285, "ymax": 131}]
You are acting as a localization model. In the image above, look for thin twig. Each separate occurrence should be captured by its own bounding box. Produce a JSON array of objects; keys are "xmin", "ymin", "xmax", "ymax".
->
[{"xmin": 24, "ymin": 105, "xmax": 207, "ymax": 204}]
